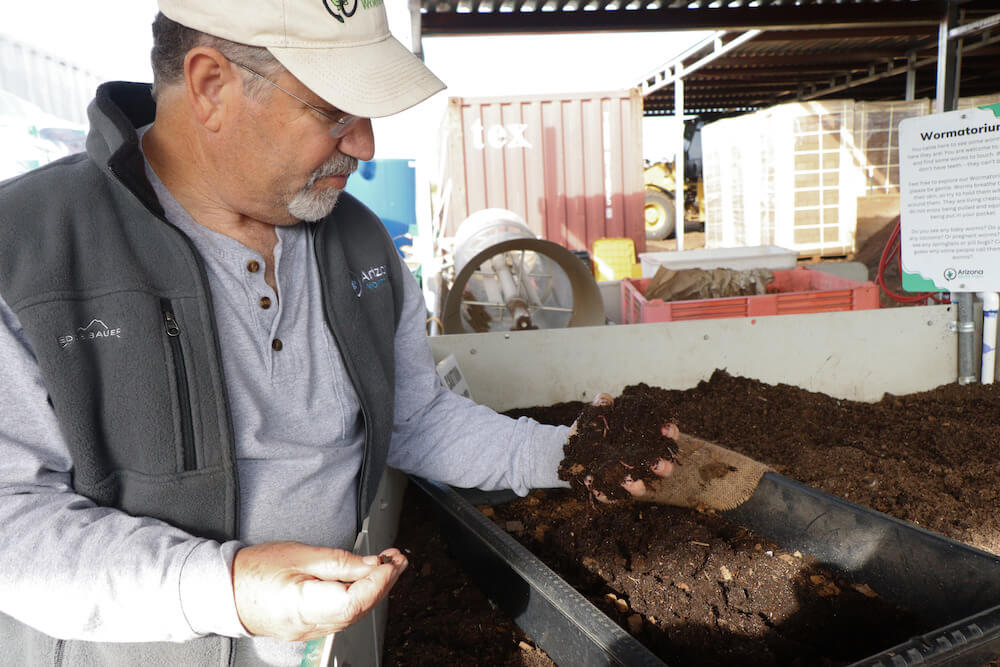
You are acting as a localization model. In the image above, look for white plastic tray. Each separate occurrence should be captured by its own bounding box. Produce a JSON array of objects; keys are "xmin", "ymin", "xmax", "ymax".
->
[{"xmin": 639, "ymin": 245, "xmax": 798, "ymax": 277}]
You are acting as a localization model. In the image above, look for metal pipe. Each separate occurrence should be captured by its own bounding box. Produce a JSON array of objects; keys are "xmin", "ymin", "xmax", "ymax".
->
[
  {"xmin": 978, "ymin": 293, "xmax": 998, "ymax": 384},
  {"xmin": 491, "ymin": 254, "xmax": 533, "ymax": 329},
  {"xmin": 958, "ymin": 294, "xmax": 977, "ymax": 385}
]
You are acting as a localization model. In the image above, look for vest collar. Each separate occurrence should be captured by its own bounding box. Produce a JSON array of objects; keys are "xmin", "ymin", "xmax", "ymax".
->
[{"xmin": 85, "ymin": 82, "xmax": 163, "ymax": 216}]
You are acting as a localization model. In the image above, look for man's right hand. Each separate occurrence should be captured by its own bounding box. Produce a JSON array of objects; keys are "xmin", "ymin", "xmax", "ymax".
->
[
  {"xmin": 232, "ymin": 541, "xmax": 407, "ymax": 642},
  {"xmin": 570, "ymin": 392, "xmax": 675, "ymax": 503}
]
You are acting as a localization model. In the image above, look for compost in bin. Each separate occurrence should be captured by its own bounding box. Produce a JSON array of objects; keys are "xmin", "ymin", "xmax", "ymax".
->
[{"xmin": 385, "ymin": 371, "xmax": 1000, "ymax": 666}]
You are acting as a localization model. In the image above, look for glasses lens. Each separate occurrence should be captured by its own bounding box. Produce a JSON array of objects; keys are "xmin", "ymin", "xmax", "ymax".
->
[{"xmin": 330, "ymin": 115, "xmax": 361, "ymax": 139}]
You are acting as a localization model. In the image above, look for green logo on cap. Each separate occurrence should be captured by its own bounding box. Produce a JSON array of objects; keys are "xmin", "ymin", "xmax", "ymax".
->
[{"xmin": 323, "ymin": 0, "xmax": 357, "ymax": 23}]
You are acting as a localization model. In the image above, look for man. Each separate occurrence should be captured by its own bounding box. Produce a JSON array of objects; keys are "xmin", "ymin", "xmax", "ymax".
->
[{"xmin": 0, "ymin": 2, "xmax": 669, "ymax": 665}]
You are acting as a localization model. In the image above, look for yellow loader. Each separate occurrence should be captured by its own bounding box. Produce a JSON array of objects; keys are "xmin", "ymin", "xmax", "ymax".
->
[{"xmin": 644, "ymin": 160, "xmax": 705, "ymax": 241}]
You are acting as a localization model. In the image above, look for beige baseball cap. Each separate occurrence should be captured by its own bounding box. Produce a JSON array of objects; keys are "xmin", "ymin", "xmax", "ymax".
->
[{"xmin": 157, "ymin": 0, "xmax": 446, "ymax": 118}]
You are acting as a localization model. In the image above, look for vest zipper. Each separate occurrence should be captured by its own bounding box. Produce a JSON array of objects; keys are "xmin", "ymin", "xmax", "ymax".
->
[
  {"xmin": 109, "ymin": 161, "xmax": 240, "ymax": 541},
  {"xmin": 53, "ymin": 638, "xmax": 65, "ymax": 665},
  {"xmin": 162, "ymin": 300, "xmax": 197, "ymax": 471}
]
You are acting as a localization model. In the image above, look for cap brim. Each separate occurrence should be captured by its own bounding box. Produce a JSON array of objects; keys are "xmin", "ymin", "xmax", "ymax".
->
[{"xmin": 268, "ymin": 34, "xmax": 446, "ymax": 119}]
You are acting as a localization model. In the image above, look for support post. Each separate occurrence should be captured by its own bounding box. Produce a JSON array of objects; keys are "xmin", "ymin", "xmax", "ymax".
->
[
  {"xmin": 408, "ymin": 0, "xmax": 424, "ymax": 60},
  {"xmin": 935, "ymin": 3, "xmax": 959, "ymax": 114},
  {"xmin": 674, "ymin": 64, "xmax": 685, "ymax": 252},
  {"xmin": 935, "ymin": 2, "xmax": 976, "ymax": 384},
  {"xmin": 905, "ymin": 51, "xmax": 916, "ymax": 101}
]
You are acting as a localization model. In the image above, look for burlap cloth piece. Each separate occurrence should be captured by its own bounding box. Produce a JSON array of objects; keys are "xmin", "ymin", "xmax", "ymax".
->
[
  {"xmin": 638, "ymin": 434, "xmax": 773, "ymax": 512},
  {"xmin": 643, "ymin": 267, "xmax": 774, "ymax": 303}
]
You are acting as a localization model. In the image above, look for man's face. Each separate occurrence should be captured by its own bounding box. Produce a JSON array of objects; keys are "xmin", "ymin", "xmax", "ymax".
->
[{"xmin": 226, "ymin": 68, "xmax": 374, "ymax": 225}]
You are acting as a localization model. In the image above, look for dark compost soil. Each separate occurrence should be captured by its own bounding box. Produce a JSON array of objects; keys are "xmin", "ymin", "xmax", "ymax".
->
[
  {"xmin": 512, "ymin": 370, "xmax": 1000, "ymax": 555},
  {"xmin": 558, "ymin": 391, "xmax": 679, "ymax": 500},
  {"xmin": 488, "ymin": 489, "xmax": 924, "ymax": 666},
  {"xmin": 385, "ymin": 370, "xmax": 1000, "ymax": 665},
  {"xmin": 383, "ymin": 484, "xmax": 554, "ymax": 667}
]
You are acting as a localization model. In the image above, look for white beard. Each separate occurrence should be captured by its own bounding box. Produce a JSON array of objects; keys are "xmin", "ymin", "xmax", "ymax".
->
[{"xmin": 286, "ymin": 153, "xmax": 358, "ymax": 221}]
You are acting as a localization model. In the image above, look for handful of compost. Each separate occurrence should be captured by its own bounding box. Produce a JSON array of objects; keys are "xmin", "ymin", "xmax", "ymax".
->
[
  {"xmin": 559, "ymin": 388, "xmax": 679, "ymax": 502},
  {"xmin": 560, "ymin": 386, "xmax": 772, "ymax": 510}
]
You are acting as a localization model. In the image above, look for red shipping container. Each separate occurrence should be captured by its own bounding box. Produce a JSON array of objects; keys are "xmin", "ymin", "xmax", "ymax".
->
[
  {"xmin": 620, "ymin": 267, "xmax": 879, "ymax": 325},
  {"xmin": 439, "ymin": 91, "xmax": 646, "ymax": 255}
]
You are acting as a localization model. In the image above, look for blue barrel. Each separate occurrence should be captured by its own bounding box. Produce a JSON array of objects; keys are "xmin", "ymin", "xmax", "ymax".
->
[{"xmin": 344, "ymin": 159, "xmax": 416, "ymax": 257}]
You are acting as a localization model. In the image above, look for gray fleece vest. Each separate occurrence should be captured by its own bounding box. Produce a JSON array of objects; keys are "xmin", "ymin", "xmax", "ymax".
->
[{"xmin": 0, "ymin": 82, "xmax": 403, "ymax": 665}]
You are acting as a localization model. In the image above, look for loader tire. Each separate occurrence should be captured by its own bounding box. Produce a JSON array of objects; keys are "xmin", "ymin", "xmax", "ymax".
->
[{"xmin": 644, "ymin": 188, "xmax": 676, "ymax": 240}]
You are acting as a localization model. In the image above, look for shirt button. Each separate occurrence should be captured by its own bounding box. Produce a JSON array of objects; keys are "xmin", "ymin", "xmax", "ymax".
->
[
  {"xmin": 259, "ymin": 296, "xmax": 272, "ymax": 309},
  {"xmin": 272, "ymin": 338, "xmax": 283, "ymax": 351},
  {"xmin": 247, "ymin": 260, "xmax": 260, "ymax": 273}
]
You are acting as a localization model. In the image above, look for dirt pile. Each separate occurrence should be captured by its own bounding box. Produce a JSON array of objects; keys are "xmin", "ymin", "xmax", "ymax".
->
[
  {"xmin": 386, "ymin": 371, "xmax": 1000, "ymax": 665},
  {"xmin": 491, "ymin": 489, "xmax": 924, "ymax": 666}
]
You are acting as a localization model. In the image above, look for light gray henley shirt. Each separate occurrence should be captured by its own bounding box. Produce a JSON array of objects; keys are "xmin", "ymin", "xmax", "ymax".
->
[{"xmin": 0, "ymin": 131, "xmax": 570, "ymax": 666}]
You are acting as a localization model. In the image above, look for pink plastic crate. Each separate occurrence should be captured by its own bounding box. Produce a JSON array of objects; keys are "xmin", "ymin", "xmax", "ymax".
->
[{"xmin": 620, "ymin": 267, "xmax": 879, "ymax": 325}]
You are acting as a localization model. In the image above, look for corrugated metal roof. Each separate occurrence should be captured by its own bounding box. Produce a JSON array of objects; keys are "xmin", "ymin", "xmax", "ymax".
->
[
  {"xmin": 418, "ymin": 0, "xmax": 1000, "ymax": 119},
  {"xmin": 641, "ymin": 23, "xmax": 999, "ymax": 117}
]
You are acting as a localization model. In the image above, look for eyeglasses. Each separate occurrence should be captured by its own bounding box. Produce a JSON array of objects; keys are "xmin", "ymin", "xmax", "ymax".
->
[{"xmin": 231, "ymin": 61, "xmax": 363, "ymax": 138}]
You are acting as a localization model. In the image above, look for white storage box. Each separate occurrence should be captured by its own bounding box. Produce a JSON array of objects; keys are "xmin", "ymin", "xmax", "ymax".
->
[
  {"xmin": 638, "ymin": 245, "xmax": 798, "ymax": 277},
  {"xmin": 702, "ymin": 100, "xmax": 863, "ymax": 258}
]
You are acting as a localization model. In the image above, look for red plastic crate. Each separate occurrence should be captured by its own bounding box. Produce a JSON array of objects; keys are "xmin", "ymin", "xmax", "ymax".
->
[{"xmin": 620, "ymin": 267, "xmax": 879, "ymax": 324}]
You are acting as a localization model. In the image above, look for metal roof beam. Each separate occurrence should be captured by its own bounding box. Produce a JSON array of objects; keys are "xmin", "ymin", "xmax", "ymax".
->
[
  {"xmin": 758, "ymin": 25, "xmax": 936, "ymax": 40},
  {"xmin": 793, "ymin": 26, "xmax": 1000, "ymax": 102},
  {"xmin": 419, "ymin": 3, "xmax": 948, "ymax": 35},
  {"xmin": 669, "ymin": 89, "xmax": 792, "ymax": 100},
  {"xmin": 683, "ymin": 79, "xmax": 826, "ymax": 89},
  {"xmin": 793, "ymin": 56, "xmax": 935, "ymax": 101},
  {"xmin": 693, "ymin": 65, "xmax": 890, "ymax": 77},
  {"xmin": 948, "ymin": 11, "xmax": 1000, "ymax": 40},
  {"xmin": 639, "ymin": 29, "xmax": 762, "ymax": 95},
  {"xmin": 706, "ymin": 52, "xmax": 925, "ymax": 65},
  {"xmin": 652, "ymin": 90, "xmax": 789, "ymax": 101}
]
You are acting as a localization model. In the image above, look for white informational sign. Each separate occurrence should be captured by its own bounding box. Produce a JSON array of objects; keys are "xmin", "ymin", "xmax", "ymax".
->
[{"xmin": 898, "ymin": 104, "xmax": 1000, "ymax": 292}]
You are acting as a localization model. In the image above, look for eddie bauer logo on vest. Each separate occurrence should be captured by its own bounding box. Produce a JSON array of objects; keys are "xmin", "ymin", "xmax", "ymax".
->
[
  {"xmin": 350, "ymin": 265, "xmax": 389, "ymax": 298},
  {"xmin": 58, "ymin": 319, "xmax": 122, "ymax": 349},
  {"xmin": 471, "ymin": 118, "xmax": 532, "ymax": 150}
]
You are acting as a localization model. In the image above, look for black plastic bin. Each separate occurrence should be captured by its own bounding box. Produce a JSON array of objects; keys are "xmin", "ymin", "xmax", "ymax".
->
[{"xmin": 411, "ymin": 473, "xmax": 1000, "ymax": 667}]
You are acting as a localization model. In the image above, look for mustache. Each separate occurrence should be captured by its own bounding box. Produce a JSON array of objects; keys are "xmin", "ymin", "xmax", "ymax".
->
[{"xmin": 305, "ymin": 154, "xmax": 358, "ymax": 189}]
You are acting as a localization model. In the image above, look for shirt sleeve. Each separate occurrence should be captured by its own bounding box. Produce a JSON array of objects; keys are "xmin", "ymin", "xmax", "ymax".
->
[
  {"xmin": 386, "ymin": 258, "xmax": 571, "ymax": 495},
  {"xmin": 0, "ymin": 296, "xmax": 247, "ymax": 641}
]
